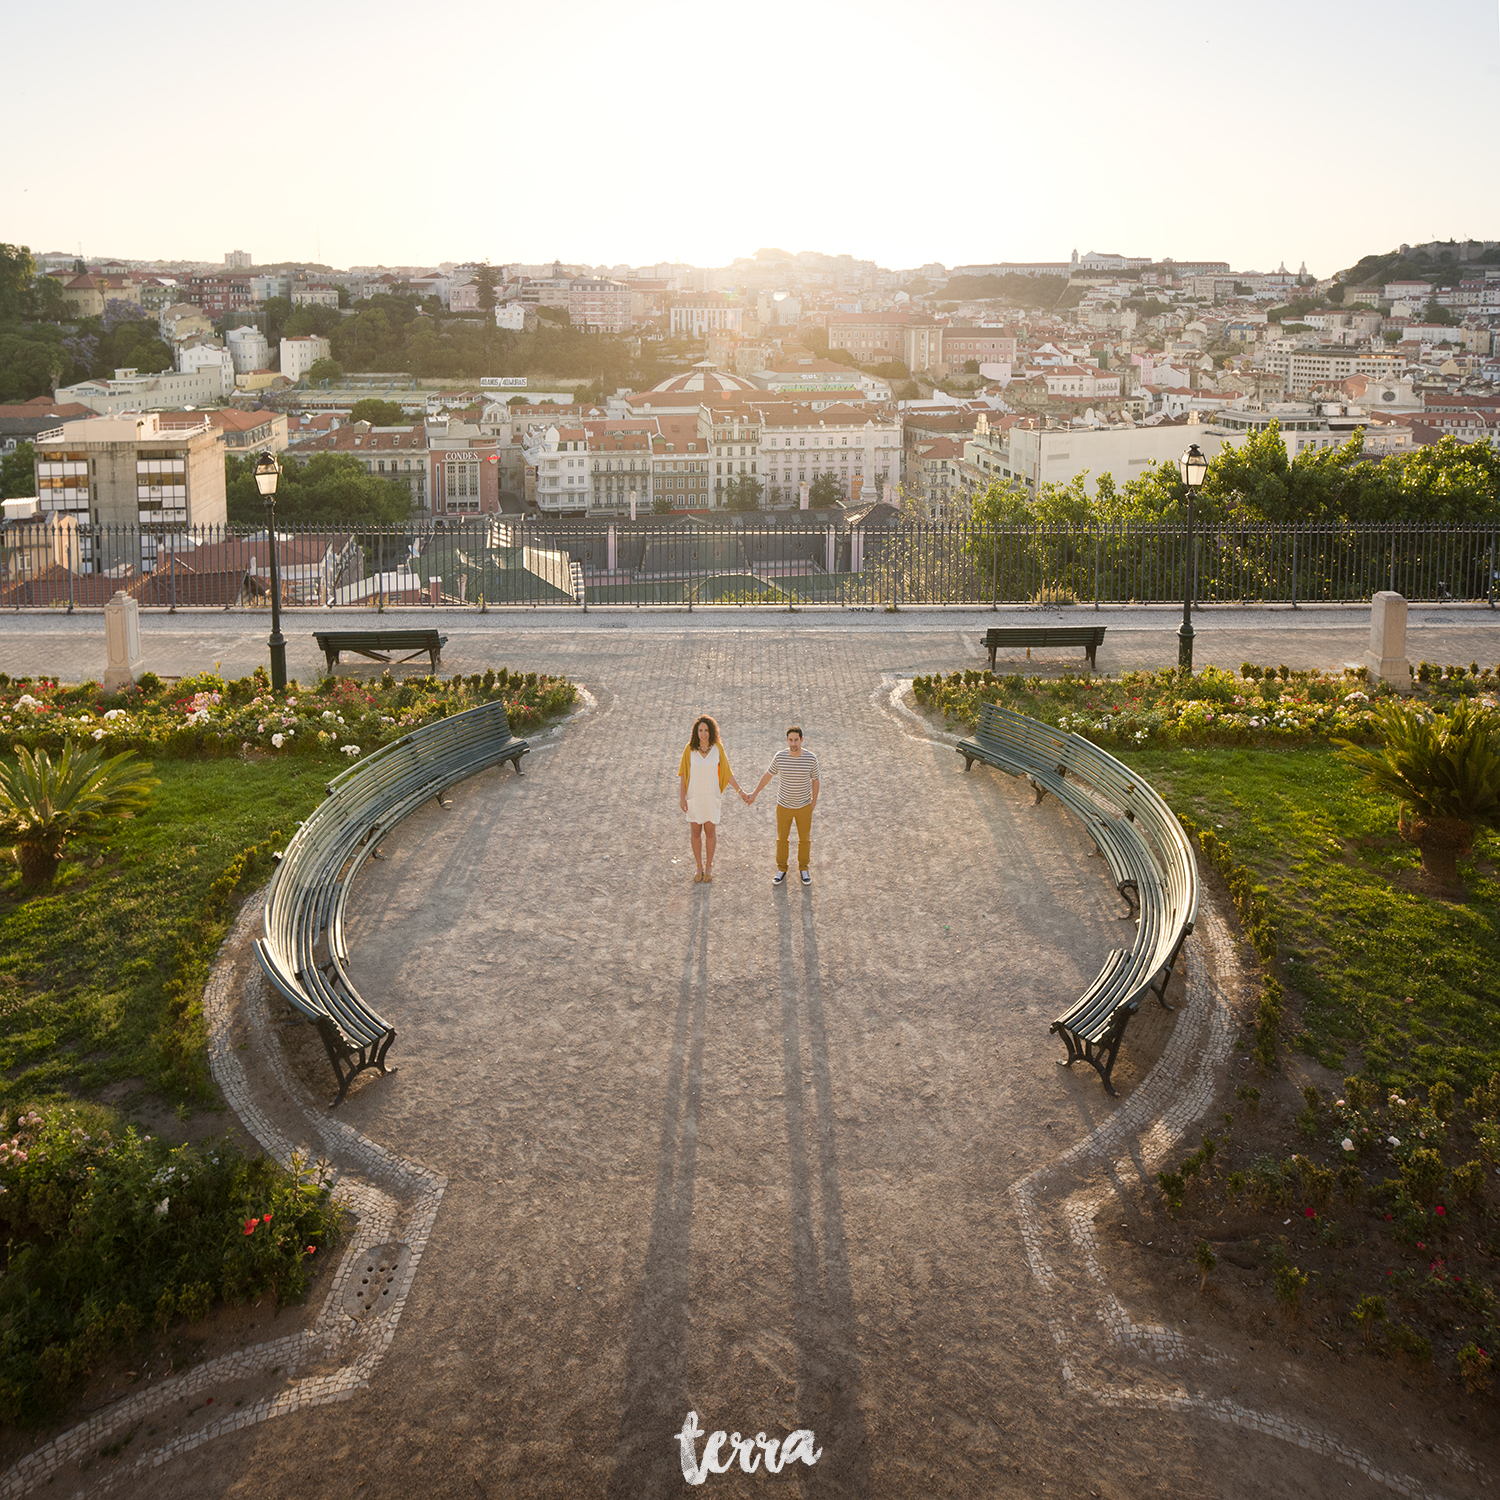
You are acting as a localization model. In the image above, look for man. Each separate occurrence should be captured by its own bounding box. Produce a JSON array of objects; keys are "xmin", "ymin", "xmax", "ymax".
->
[{"xmin": 747, "ymin": 726, "xmax": 819, "ymax": 886}]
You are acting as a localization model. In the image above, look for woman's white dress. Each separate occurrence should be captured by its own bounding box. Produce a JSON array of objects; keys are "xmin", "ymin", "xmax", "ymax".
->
[{"xmin": 685, "ymin": 744, "xmax": 724, "ymax": 824}]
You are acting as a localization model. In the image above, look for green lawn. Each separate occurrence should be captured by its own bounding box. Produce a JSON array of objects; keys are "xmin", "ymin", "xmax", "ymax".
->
[
  {"xmin": 1119, "ymin": 746, "xmax": 1500, "ymax": 1089},
  {"xmin": 0, "ymin": 758, "xmax": 330, "ymax": 1112}
]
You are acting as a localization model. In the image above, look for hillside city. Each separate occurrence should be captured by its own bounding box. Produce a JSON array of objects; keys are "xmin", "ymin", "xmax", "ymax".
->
[{"xmin": 2, "ymin": 238, "xmax": 1499, "ymax": 603}]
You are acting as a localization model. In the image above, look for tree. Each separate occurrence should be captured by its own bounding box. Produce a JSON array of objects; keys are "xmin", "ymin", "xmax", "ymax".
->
[
  {"xmin": 0, "ymin": 741, "xmax": 159, "ymax": 888},
  {"xmin": 1338, "ymin": 700, "xmax": 1500, "ymax": 886},
  {"xmin": 0, "ymin": 244, "xmax": 36, "ymax": 321},
  {"xmin": 475, "ymin": 263, "xmax": 498, "ymax": 313},
  {"xmin": 724, "ymin": 474, "xmax": 763, "ymax": 512},
  {"xmin": 0, "ymin": 331, "xmax": 69, "ymax": 402},
  {"xmin": 808, "ymin": 473, "xmax": 842, "ymax": 509},
  {"xmin": 224, "ymin": 451, "xmax": 412, "ymax": 526},
  {"xmin": 261, "ymin": 296, "xmax": 292, "ymax": 346},
  {"xmin": 349, "ymin": 398, "xmax": 407, "ymax": 427},
  {"xmin": 306, "ymin": 357, "xmax": 343, "ymax": 385},
  {"xmin": 284, "ymin": 304, "xmax": 340, "ymax": 339},
  {"xmin": 651, "ymin": 493, "xmax": 674, "ymax": 514},
  {"xmin": 962, "ymin": 359, "xmax": 981, "ymax": 375},
  {"xmin": 2, "ymin": 442, "xmax": 36, "ymax": 499}
]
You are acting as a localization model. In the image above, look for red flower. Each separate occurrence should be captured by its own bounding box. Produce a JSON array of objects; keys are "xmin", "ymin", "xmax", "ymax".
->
[
  {"xmin": 1435, "ymin": 1205, "xmax": 1446, "ymax": 1216},
  {"xmin": 263, "ymin": 1211, "xmax": 273, "ymax": 1222},
  {"xmin": 244, "ymin": 1218, "xmax": 259, "ymax": 1234},
  {"xmin": 205, "ymin": 1397, "xmax": 213, "ymax": 1405},
  {"xmin": 1417, "ymin": 1242, "xmax": 1426, "ymax": 1250},
  {"xmin": 306, "ymin": 1245, "xmax": 316, "ymax": 1255},
  {"xmin": 1304, "ymin": 1207, "xmax": 1316, "ymax": 1218}
]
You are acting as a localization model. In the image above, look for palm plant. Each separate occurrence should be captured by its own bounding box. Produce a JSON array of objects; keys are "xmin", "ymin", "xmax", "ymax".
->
[
  {"xmin": 1338, "ymin": 700, "xmax": 1500, "ymax": 885},
  {"xmin": 0, "ymin": 741, "xmax": 159, "ymax": 888}
]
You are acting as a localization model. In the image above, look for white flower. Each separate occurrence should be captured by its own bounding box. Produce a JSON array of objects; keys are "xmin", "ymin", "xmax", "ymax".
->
[
  {"xmin": 322, "ymin": 709, "xmax": 337, "ymax": 721},
  {"xmin": 257, "ymin": 721, "xmax": 266, "ymax": 734},
  {"xmin": 103, "ymin": 708, "xmax": 125, "ymax": 721},
  {"xmin": 341, "ymin": 744, "xmax": 361, "ymax": 756},
  {"xmin": 1388, "ymin": 1135, "xmax": 1401, "ymax": 1147},
  {"xmin": 271, "ymin": 733, "xmax": 285, "ymax": 749},
  {"xmin": 155, "ymin": 1198, "xmax": 169, "ymax": 1216},
  {"xmin": 1341, "ymin": 1138, "xmax": 1354, "ymax": 1152},
  {"xmin": 92, "ymin": 728, "xmax": 106, "ymax": 741},
  {"xmin": 14, "ymin": 694, "xmax": 40, "ymax": 709}
]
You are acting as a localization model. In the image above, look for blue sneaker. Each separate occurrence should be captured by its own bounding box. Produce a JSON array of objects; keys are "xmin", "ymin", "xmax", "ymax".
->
[
  {"xmin": 772, "ymin": 870, "xmax": 786, "ymax": 886},
  {"xmin": 800, "ymin": 869, "xmax": 811, "ymax": 886}
]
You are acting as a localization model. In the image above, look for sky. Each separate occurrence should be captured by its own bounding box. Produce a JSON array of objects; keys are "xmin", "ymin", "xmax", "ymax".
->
[{"xmin": 4, "ymin": 0, "xmax": 1498, "ymax": 278}]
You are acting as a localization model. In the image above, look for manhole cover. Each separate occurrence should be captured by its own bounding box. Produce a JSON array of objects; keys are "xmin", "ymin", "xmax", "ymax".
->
[{"xmin": 344, "ymin": 1242, "xmax": 410, "ymax": 1318}]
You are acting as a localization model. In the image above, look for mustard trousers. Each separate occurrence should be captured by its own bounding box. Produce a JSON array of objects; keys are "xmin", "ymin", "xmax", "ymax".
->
[{"xmin": 775, "ymin": 803, "xmax": 813, "ymax": 872}]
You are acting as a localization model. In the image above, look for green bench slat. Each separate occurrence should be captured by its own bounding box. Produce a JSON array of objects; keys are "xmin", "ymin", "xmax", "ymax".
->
[{"xmin": 980, "ymin": 626, "xmax": 1106, "ymax": 672}]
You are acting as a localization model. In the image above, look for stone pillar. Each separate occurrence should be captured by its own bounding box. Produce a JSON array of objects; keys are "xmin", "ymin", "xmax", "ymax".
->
[
  {"xmin": 798, "ymin": 482, "xmax": 809, "ymax": 511},
  {"xmin": 1366, "ymin": 590, "xmax": 1410, "ymax": 691},
  {"xmin": 102, "ymin": 591, "xmax": 144, "ymax": 691}
]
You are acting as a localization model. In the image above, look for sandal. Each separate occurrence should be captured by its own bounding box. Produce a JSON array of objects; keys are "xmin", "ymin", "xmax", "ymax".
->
[
  {"xmin": 703, "ymin": 870, "xmax": 713, "ymax": 883},
  {"xmin": 693, "ymin": 871, "xmax": 704, "ymax": 882}
]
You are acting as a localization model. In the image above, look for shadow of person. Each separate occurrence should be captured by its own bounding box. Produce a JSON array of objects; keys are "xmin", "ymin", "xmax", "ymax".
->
[
  {"xmin": 606, "ymin": 898, "xmax": 711, "ymax": 1497},
  {"xmin": 773, "ymin": 889, "xmax": 871, "ymax": 1496}
]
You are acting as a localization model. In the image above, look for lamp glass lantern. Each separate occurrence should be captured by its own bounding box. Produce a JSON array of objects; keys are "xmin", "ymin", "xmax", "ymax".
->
[{"xmin": 1178, "ymin": 443, "xmax": 1208, "ymax": 490}]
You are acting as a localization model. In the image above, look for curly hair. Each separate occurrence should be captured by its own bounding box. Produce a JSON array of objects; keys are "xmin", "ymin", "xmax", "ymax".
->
[{"xmin": 689, "ymin": 714, "xmax": 721, "ymax": 751}]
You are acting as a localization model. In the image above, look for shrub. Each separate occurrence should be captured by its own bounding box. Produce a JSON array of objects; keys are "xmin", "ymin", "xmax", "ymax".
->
[
  {"xmin": 1195, "ymin": 1240, "xmax": 1217, "ymax": 1291},
  {"xmin": 1399, "ymin": 1147, "xmax": 1446, "ymax": 1205},
  {"xmin": 1450, "ymin": 1159, "xmax": 1486, "ymax": 1203},
  {"xmin": 1386, "ymin": 1322, "xmax": 1434, "ymax": 1366},
  {"xmin": 0, "ymin": 741, "xmax": 159, "ymax": 887},
  {"xmin": 1457, "ymin": 1343, "xmax": 1493, "ymax": 1395},
  {"xmin": 1274, "ymin": 1263, "xmax": 1309, "ymax": 1315},
  {"xmin": 0, "ymin": 1103, "xmax": 341, "ymax": 1421},
  {"xmin": 1350, "ymin": 1293, "xmax": 1386, "ymax": 1346}
]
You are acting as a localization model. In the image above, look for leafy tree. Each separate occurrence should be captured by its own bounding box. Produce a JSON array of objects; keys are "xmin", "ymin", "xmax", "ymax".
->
[
  {"xmin": 283, "ymin": 303, "xmax": 340, "ymax": 339},
  {"xmin": 260, "ymin": 296, "xmax": 292, "ymax": 346},
  {"xmin": 474, "ymin": 263, "xmax": 498, "ymax": 312},
  {"xmin": 0, "ymin": 244, "xmax": 36, "ymax": 321},
  {"xmin": 970, "ymin": 477, "xmax": 1032, "ymax": 528},
  {"xmin": 826, "ymin": 347, "xmax": 856, "ymax": 367},
  {"xmin": 305, "ymin": 357, "xmax": 343, "ymax": 385},
  {"xmin": 1424, "ymin": 299, "xmax": 1455, "ymax": 326},
  {"xmin": 0, "ymin": 331, "xmax": 69, "ymax": 402},
  {"xmin": 2, "ymin": 442, "xmax": 36, "ymax": 499},
  {"xmin": 724, "ymin": 474, "xmax": 763, "ymax": 512},
  {"xmin": 224, "ymin": 451, "xmax": 412, "ymax": 526},
  {"xmin": 808, "ymin": 473, "xmax": 842, "ymax": 508},
  {"xmin": 962, "ymin": 359, "xmax": 981, "ymax": 374},
  {"xmin": 651, "ymin": 493, "xmax": 674, "ymax": 514},
  {"xmin": 0, "ymin": 742, "xmax": 159, "ymax": 888},
  {"xmin": 349, "ymin": 398, "xmax": 407, "ymax": 427}
]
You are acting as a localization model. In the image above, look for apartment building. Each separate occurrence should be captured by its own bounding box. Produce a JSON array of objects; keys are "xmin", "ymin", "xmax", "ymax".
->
[
  {"xmin": 1262, "ymin": 346, "xmax": 1403, "ymax": 396},
  {"xmin": 701, "ymin": 407, "xmax": 761, "ymax": 507},
  {"xmin": 826, "ymin": 312, "xmax": 947, "ymax": 375},
  {"xmin": 175, "ymin": 336, "xmax": 235, "ymax": 398},
  {"xmin": 524, "ymin": 424, "xmax": 594, "ymax": 514},
  {"xmin": 32, "ymin": 413, "xmax": 226, "ymax": 572},
  {"xmin": 757, "ymin": 402, "xmax": 899, "ymax": 508},
  {"xmin": 290, "ymin": 284, "xmax": 339, "ymax": 308},
  {"xmin": 55, "ymin": 365, "xmax": 230, "ymax": 416},
  {"xmin": 280, "ymin": 334, "xmax": 332, "ymax": 383},
  {"xmin": 583, "ymin": 421, "xmax": 658, "ymax": 512},
  {"xmin": 292, "ymin": 421, "xmax": 430, "ymax": 512},
  {"xmin": 160, "ymin": 302, "xmax": 215, "ymax": 344},
  {"xmin": 226, "ymin": 325, "xmax": 271, "ymax": 375},
  {"xmin": 669, "ymin": 294, "xmax": 744, "ymax": 338},
  {"xmin": 568, "ymin": 278, "xmax": 631, "ymax": 334},
  {"xmin": 944, "ymin": 329, "xmax": 1017, "ymax": 369},
  {"xmin": 185, "ymin": 273, "xmax": 256, "ymax": 318},
  {"xmin": 649, "ymin": 417, "xmax": 711, "ymax": 508}
]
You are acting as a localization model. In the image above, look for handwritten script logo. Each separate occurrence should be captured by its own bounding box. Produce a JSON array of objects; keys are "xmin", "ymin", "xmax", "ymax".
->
[{"xmin": 675, "ymin": 1412, "xmax": 822, "ymax": 1483}]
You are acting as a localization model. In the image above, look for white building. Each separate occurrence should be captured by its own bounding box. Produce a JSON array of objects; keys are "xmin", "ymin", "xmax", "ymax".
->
[
  {"xmin": 495, "ymin": 303, "xmax": 528, "ymax": 331},
  {"xmin": 291, "ymin": 284, "xmax": 339, "ymax": 308},
  {"xmin": 669, "ymin": 295, "xmax": 744, "ymax": 339},
  {"xmin": 159, "ymin": 302, "xmax": 214, "ymax": 345},
  {"xmin": 175, "ymin": 336, "xmax": 235, "ymax": 399},
  {"xmin": 225, "ymin": 250, "xmax": 252, "ymax": 269},
  {"xmin": 280, "ymin": 334, "xmax": 332, "ymax": 383},
  {"xmin": 755, "ymin": 402, "xmax": 900, "ymax": 509},
  {"xmin": 523, "ymin": 423, "xmax": 592, "ymax": 514},
  {"xmin": 568, "ymin": 278, "xmax": 630, "ymax": 334},
  {"xmin": 226, "ymin": 326, "xmax": 271, "ymax": 376},
  {"xmin": 55, "ymin": 366, "xmax": 230, "ymax": 416}
]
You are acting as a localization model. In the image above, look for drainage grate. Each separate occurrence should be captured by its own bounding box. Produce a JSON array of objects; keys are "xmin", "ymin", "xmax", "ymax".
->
[{"xmin": 344, "ymin": 1242, "xmax": 410, "ymax": 1318}]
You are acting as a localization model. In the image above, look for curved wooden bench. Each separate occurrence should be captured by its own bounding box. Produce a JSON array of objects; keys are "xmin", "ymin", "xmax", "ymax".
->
[
  {"xmin": 958, "ymin": 702, "xmax": 1198, "ymax": 1094},
  {"xmin": 254, "ymin": 700, "xmax": 528, "ymax": 1104}
]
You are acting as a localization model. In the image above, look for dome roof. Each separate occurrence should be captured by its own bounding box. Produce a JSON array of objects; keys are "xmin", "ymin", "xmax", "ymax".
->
[{"xmin": 648, "ymin": 361, "xmax": 758, "ymax": 395}]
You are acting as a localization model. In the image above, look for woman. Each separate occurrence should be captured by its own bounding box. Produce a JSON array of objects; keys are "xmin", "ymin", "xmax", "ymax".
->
[{"xmin": 678, "ymin": 714, "xmax": 747, "ymax": 883}]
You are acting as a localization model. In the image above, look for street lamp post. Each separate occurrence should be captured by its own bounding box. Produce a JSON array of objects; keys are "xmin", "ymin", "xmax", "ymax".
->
[
  {"xmin": 1177, "ymin": 442, "xmax": 1208, "ymax": 672},
  {"xmin": 253, "ymin": 451, "xmax": 287, "ymax": 692}
]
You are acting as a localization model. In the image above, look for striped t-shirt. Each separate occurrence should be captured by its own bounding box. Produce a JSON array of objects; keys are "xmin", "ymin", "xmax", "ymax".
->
[{"xmin": 767, "ymin": 747, "xmax": 819, "ymax": 808}]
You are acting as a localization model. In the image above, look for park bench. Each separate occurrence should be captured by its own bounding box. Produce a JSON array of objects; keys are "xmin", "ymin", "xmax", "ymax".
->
[
  {"xmin": 981, "ymin": 626, "xmax": 1106, "ymax": 673},
  {"xmin": 958, "ymin": 702, "xmax": 1197, "ymax": 1094},
  {"xmin": 314, "ymin": 629, "xmax": 448, "ymax": 674},
  {"xmin": 253, "ymin": 700, "xmax": 528, "ymax": 1105}
]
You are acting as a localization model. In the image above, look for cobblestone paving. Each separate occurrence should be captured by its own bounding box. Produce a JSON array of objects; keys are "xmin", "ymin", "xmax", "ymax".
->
[{"xmin": 3, "ymin": 621, "xmax": 1490, "ymax": 1499}]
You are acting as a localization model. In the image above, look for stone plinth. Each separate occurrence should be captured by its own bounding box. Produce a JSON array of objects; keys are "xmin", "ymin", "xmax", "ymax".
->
[
  {"xmin": 102, "ymin": 590, "xmax": 144, "ymax": 691},
  {"xmin": 1365, "ymin": 590, "xmax": 1410, "ymax": 691}
]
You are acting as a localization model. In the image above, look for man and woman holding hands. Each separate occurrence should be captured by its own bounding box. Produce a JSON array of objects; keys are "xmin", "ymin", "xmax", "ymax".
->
[{"xmin": 678, "ymin": 715, "xmax": 818, "ymax": 887}]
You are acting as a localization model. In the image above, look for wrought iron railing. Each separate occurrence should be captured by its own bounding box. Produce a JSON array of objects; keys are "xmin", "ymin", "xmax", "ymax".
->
[{"xmin": 1, "ymin": 517, "xmax": 1496, "ymax": 611}]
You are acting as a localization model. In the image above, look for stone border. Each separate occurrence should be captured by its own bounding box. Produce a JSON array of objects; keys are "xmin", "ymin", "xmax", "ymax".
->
[{"xmin": 0, "ymin": 898, "xmax": 448, "ymax": 1497}]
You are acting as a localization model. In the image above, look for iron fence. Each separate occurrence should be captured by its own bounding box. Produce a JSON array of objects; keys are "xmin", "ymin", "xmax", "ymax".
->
[{"xmin": 2, "ymin": 517, "xmax": 1496, "ymax": 612}]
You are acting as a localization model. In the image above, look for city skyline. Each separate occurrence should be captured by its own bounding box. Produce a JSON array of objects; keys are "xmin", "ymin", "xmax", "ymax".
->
[{"xmin": 3, "ymin": 0, "xmax": 1497, "ymax": 276}]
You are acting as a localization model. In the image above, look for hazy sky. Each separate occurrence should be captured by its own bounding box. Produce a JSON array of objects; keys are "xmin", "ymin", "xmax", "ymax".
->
[{"xmin": 5, "ymin": 0, "xmax": 1497, "ymax": 277}]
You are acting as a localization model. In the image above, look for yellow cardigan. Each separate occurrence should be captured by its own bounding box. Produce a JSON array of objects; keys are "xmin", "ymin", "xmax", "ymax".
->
[{"xmin": 679, "ymin": 742, "xmax": 734, "ymax": 792}]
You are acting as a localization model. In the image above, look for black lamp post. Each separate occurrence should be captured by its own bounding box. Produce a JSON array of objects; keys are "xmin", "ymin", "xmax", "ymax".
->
[
  {"xmin": 253, "ymin": 451, "xmax": 287, "ymax": 691},
  {"xmin": 1177, "ymin": 442, "xmax": 1208, "ymax": 671}
]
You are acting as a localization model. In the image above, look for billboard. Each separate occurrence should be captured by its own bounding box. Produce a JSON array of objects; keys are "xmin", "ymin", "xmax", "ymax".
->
[{"xmin": 479, "ymin": 377, "xmax": 529, "ymax": 388}]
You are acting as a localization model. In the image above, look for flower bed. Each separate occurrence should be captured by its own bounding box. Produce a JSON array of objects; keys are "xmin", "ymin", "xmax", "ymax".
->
[
  {"xmin": 0, "ymin": 1102, "xmax": 341, "ymax": 1423},
  {"xmin": 911, "ymin": 662, "xmax": 1500, "ymax": 749},
  {"xmin": 0, "ymin": 665, "xmax": 577, "ymax": 761}
]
